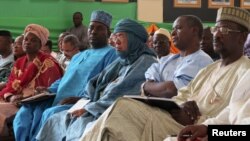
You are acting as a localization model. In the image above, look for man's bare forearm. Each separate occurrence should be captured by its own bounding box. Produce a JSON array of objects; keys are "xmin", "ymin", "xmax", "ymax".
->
[{"xmin": 143, "ymin": 81, "xmax": 177, "ymax": 98}]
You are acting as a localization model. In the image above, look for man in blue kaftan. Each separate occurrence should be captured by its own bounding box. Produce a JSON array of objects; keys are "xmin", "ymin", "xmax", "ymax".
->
[{"xmin": 13, "ymin": 10, "xmax": 118, "ymax": 141}]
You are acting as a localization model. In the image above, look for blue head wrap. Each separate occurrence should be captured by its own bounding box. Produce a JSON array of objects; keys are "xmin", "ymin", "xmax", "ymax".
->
[{"xmin": 114, "ymin": 19, "xmax": 156, "ymax": 65}]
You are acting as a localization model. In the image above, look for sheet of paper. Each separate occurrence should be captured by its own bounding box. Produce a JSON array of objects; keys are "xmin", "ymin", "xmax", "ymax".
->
[{"xmin": 67, "ymin": 99, "xmax": 90, "ymax": 113}]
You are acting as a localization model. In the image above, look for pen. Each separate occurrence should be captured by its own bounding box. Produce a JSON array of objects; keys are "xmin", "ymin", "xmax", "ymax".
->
[{"xmin": 167, "ymin": 134, "xmax": 192, "ymax": 137}]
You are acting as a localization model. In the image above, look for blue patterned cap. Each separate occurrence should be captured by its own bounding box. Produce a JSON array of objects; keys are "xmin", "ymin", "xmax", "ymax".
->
[{"xmin": 90, "ymin": 10, "xmax": 112, "ymax": 28}]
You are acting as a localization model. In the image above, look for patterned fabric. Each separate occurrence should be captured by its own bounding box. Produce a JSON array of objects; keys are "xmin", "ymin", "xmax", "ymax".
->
[
  {"xmin": 0, "ymin": 51, "xmax": 63, "ymax": 98},
  {"xmin": 216, "ymin": 7, "xmax": 250, "ymax": 31},
  {"xmin": 90, "ymin": 10, "xmax": 112, "ymax": 28},
  {"xmin": 0, "ymin": 51, "xmax": 63, "ymax": 137}
]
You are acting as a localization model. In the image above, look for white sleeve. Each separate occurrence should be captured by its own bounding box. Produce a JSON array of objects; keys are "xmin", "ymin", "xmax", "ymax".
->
[{"xmin": 202, "ymin": 106, "xmax": 230, "ymax": 125}]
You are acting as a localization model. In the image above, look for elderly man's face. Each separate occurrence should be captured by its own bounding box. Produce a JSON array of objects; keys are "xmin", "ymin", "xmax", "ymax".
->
[
  {"xmin": 62, "ymin": 42, "xmax": 78, "ymax": 60},
  {"xmin": 22, "ymin": 32, "xmax": 41, "ymax": 54},
  {"xmin": 153, "ymin": 34, "xmax": 170, "ymax": 58},
  {"xmin": 113, "ymin": 32, "xmax": 128, "ymax": 52},
  {"xmin": 88, "ymin": 22, "xmax": 109, "ymax": 48},
  {"xmin": 212, "ymin": 20, "xmax": 243, "ymax": 57}
]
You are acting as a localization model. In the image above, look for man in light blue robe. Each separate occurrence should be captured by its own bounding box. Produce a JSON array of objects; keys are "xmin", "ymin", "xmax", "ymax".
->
[
  {"xmin": 145, "ymin": 51, "xmax": 213, "ymax": 90},
  {"xmin": 143, "ymin": 15, "xmax": 213, "ymax": 98},
  {"xmin": 36, "ymin": 18, "xmax": 157, "ymax": 141},
  {"xmin": 13, "ymin": 10, "xmax": 118, "ymax": 141}
]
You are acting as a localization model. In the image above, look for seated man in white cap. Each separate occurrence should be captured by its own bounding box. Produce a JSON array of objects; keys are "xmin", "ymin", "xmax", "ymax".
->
[
  {"xmin": 80, "ymin": 7, "xmax": 250, "ymax": 141},
  {"xmin": 13, "ymin": 10, "xmax": 118, "ymax": 141},
  {"xmin": 152, "ymin": 28, "xmax": 172, "ymax": 59}
]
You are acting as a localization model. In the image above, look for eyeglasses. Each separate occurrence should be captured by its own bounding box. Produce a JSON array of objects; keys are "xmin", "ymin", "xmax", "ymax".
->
[
  {"xmin": 62, "ymin": 47, "xmax": 76, "ymax": 53},
  {"xmin": 210, "ymin": 26, "xmax": 241, "ymax": 35}
]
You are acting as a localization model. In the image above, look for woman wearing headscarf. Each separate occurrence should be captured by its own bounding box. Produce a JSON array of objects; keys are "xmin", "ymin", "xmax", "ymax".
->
[
  {"xmin": 36, "ymin": 19, "xmax": 157, "ymax": 141},
  {"xmin": 0, "ymin": 24, "xmax": 63, "ymax": 137}
]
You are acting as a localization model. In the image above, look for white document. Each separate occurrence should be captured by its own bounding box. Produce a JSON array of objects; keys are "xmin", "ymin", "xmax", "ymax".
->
[{"xmin": 67, "ymin": 98, "xmax": 90, "ymax": 113}]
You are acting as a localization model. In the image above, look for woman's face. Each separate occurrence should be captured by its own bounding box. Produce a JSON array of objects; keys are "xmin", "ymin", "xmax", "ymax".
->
[{"xmin": 22, "ymin": 32, "xmax": 41, "ymax": 54}]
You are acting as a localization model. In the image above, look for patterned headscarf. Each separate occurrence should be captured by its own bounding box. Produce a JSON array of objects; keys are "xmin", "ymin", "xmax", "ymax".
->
[
  {"xmin": 24, "ymin": 24, "xmax": 49, "ymax": 46},
  {"xmin": 114, "ymin": 18, "xmax": 156, "ymax": 65}
]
